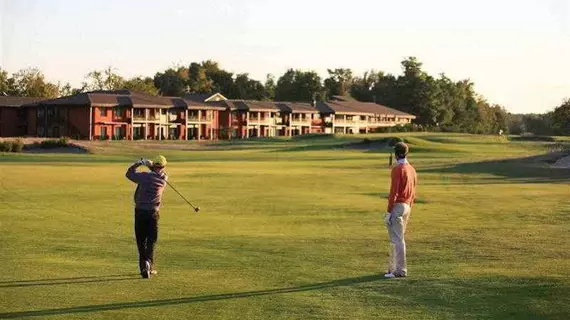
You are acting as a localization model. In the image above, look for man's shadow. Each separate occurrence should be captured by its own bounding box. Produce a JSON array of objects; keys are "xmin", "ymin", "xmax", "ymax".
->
[
  {"xmin": 0, "ymin": 274, "xmax": 141, "ymax": 288},
  {"xmin": 0, "ymin": 274, "xmax": 384, "ymax": 319}
]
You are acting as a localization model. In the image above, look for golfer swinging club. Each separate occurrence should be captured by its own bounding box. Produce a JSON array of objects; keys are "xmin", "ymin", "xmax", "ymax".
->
[
  {"xmin": 125, "ymin": 155, "xmax": 168, "ymax": 279},
  {"xmin": 384, "ymin": 142, "xmax": 417, "ymax": 278}
]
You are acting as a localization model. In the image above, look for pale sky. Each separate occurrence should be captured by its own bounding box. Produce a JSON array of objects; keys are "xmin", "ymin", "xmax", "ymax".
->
[{"xmin": 1, "ymin": 0, "xmax": 569, "ymax": 114}]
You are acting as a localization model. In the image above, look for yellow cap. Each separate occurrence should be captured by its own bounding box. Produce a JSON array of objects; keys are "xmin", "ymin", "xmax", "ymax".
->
[{"xmin": 153, "ymin": 155, "xmax": 167, "ymax": 167}]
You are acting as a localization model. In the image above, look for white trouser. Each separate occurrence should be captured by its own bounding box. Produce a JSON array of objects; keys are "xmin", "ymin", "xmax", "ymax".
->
[{"xmin": 387, "ymin": 203, "xmax": 411, "ymax": 276}]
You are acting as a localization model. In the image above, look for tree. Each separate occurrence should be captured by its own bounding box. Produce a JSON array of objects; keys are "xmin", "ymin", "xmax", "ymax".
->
[
  {"xmin": 324, "ymin": 68, "xmax": 353, "ymax": 97},
  {"xmin": 393, "ymin": 57, "xmax": 442, "ymax": 126},
  {"xmin": 57, "ymin": 82, "xmax": 74, "ymax": 96},
  {"xmin": 519, "ymin": 113, "xmax": 553, "ymax": 135},
  {"xmin": 275, "ymin": 69, "xmax": 323, "ymax": 102},
  {"xmin": 232, "ymin": 73, "xmax": 266, "ymax": 100},
  {"xmin": 82, "ymin": 67, "xmax": 125, "ymax": 91},
  {"xmin": 122, "ymin": 77, "xmax": 159, "ymax": 95},
  {"xmin": 154, "ymin": 68, "xmax": 187, "ymax": 96},
  {"xmin": 264, "ymin": 74, "xmax": 276, "ymax": 100},
  {"xmin": 188, "ymin": 62, "xmax": 213, "ymax": 93},
  {"xmin": 207, "ymin": 68, "xmax": 234, "ymax": 96},
  {"xmin": 349, "ymin": 70, "xmax": 378, "ymax": 102},
  {"xmin": 552, "ymin": 98, "xmax": 570, "ymax": 135},
  {"xmin": 0, "ymin": 68, "xmax": 14, "ymax": 95},
  {"xmin": 9, "ymin": 68, "xmax": 59, "ymax": 98},
  {"xmin": 347, "ymin": 57, "xmax": 509, "ymax": 134}
]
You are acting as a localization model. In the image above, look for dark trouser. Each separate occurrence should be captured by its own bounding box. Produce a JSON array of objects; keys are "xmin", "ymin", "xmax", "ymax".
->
[{"xmin": 134, "ymin": 208, "xmax": 159, "ymax": 272}]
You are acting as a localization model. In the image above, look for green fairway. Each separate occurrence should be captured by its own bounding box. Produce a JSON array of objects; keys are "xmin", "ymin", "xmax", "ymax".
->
[{"xmin": 1, "ymin": 133, "xmax": 569, "ymax": 319}]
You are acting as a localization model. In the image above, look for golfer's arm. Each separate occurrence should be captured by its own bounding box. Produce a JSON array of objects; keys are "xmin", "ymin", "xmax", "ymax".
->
[{"xmin": 125, "ymin": 163, "xmax": 143, "ymax": 183}]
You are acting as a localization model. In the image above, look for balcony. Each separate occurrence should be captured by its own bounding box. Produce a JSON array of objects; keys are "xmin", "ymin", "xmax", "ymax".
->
[
  {"xmin": 133, "ymin": 114, "xmax": 160, "ymax": 122},
  {"xmin": 290, "ymin": 118, "xmax": 312, "ymax": 125},
  {"xmin": 247, "ymin": 117, "xmax": 276, "ymax": 125},
  {"xmin": 187, "ymin": 116, "xmax": 213, "ymax": 122}
]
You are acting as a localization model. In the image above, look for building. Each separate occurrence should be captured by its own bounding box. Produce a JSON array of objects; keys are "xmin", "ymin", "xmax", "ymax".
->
[
  {"xmin": 0, "ymin": 96, "xmax": 44, "ymax": 137},
  {"xmin": 18, "ymin": 90, "xmax": 225, "ymax": 140},
  {"xmin": 276, "ymin": 102, "xmax": 322, "ymax": 136},
  {"xmin": 316, "ymin": 96, "xmax": 416, "ymax": 134},
  {"xmin": 0, "ymin": 90, "xmax": 416, "ymax": 140}
]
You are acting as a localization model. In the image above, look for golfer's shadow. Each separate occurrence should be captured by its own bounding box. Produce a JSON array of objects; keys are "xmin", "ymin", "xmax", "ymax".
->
[
  {"xmin": 0, "ymin": 274, "xmax": 141, "ymax": 288},
  {"xmin": 0, "ymin": 274, "xmax": 384, "ymax": 319}
]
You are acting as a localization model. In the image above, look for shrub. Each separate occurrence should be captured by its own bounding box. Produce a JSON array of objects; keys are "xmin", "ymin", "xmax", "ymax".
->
[
  {"xmin": 0, "ymin": 141, "xmax": 13, "ymax": 152},
  {"xmin": 0, "ymin": 139, "xmax": 24, "ymax": 153},
  {"xmin": 11, "ymin": 139, "xmax": 24, "ymax": 152},
  {"xmin": 40, "ymin": 137, "xmax": 71, "ymax": 149},
  {"xmin": 508, "ymin": 135, "xmax": 556, "ymax": 142}
]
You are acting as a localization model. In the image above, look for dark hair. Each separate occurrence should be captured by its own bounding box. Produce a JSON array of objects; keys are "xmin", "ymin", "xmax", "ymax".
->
[{"xmin": 394, "ymin": 142, "xmax": 409, "ymax": 158}]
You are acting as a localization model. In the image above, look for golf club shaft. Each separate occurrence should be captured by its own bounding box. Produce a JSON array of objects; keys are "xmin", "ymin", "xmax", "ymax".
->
[{"xmin": 165, "ymin": 180, "xmax": 197, "ymax": 210}]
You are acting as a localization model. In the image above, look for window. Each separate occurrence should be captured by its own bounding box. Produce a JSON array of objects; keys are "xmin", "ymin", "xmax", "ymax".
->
[
  {"xmin": 114, "ymin": 108, "xmax": 122, "ymax": 117},
  {"xmin": 114, "ymin": 126, "xmax": 122, "ymax": 139},
  {"xmin": 37, "ymin": 108, "xmax": 45, "ymax": 119},
  {"xmin": 169, "ymin": 127, "xmax": 178, "ymax": 139},
  {"xmin": 161, "ymin": 109, "xmax": 167, "ymax": 115},
  {"xmin": 47, "ymin": 108, "xmax": 55, "ymax": 117},
  {"xmin": 133, "ymin": 127, "xmax": 143, "ymax": 139},
  {"xmin": 101, "ymin": 127, "xmax": 108, "ymax": 139},
  {"xmin": 52, "ymin": 126, "xmax": 60, "ymax": 137},
  {"xmin": 100, "ymin": 108, "xmax": 107, "ymax": 117}
]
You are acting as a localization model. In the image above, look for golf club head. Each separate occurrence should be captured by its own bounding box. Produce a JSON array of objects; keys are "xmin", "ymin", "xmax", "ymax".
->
[{"xmin": 194, "ymin": 207, "xmax": 200, "ymax": 213}]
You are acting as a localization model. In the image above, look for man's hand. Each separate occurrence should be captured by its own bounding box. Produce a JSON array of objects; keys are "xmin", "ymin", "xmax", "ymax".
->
[
  {"xmin": 383, "ymin": 212, "xmax": 392, "ymax": 226},
  {"xmin": 142, "ymin": 159, "xmax": 153, "ymax": 167},
  {"xmin": 136, "ymin": 158, "xmax": 153, "ymax": 167}
]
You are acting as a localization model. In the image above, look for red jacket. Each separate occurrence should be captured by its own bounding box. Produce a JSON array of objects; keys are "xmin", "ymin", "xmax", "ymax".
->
[{"xmin": 388, "ymin": 161, "xmax": 417, "ymax": 212}]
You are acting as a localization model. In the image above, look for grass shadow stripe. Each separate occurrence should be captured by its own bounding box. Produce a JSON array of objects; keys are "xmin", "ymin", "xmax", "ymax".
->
[
  {"xmin": 0, "ymin": 274, "xmax": 383, "ymax": 318},
  {"xmin": 0, "ymin": 276, "xmax": 141, "ymax": 288}
]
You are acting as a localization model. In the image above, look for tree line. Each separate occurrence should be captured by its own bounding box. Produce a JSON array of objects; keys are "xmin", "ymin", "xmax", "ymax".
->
[{"xmin": 1, "ymin": 57, "xmax": 567, "ymax": 135}]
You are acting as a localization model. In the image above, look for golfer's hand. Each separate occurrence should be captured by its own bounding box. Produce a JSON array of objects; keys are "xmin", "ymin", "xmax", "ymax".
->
[
  {"xmin": 383, "ymin": 212, "xmax": 392, "ymax": 226},
  {"xmin": 142, "ymin": 159, "xmax": 153, "ymax": 167}
]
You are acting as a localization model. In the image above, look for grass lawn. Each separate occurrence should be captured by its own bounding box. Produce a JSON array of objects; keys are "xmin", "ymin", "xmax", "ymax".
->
[{"xmin": 1, "ymin": 133, "xmax": 569, "ymax": 319}]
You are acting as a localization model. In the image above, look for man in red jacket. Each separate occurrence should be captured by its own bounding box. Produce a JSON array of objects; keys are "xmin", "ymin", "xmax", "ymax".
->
[{"xmin": 384, "ymin": 142, "xmax": 417, "ymax": 278}]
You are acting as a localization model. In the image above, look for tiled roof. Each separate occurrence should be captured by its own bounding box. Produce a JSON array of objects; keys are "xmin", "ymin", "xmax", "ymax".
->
[
  {"xmin": 316, "ymin": 100, "xmax": 415, "ymax": 118},
  {"xmin": 275, "ymin": 102, "xmax": 318, "ymax": 113},
  {"xmin": 4, "ymin": 90, "xmax": 416, "ymax": 118},
  {"xmin": 0, "ymin": 96, "xmax": 46, "ymax": 107}
]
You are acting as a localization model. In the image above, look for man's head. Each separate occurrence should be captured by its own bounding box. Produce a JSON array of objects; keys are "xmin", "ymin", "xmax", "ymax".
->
[
  {"xmin": 150, "ymin": 155, "xmax": 167, "ymax": 172},
  {"xmin": 394, "ymin": 142, "xmax": 409, "ymax": 160}
]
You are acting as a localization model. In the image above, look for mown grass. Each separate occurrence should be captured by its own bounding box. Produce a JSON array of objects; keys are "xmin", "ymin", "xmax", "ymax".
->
[{"xmin": 0, "ymin": 133, "xmax": 569, "ymax": 319}]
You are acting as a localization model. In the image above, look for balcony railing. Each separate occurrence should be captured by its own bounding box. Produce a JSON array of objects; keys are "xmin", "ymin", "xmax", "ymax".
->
[
  {"xmin": 187, "ymin": 116, "xmax": 213, "ymax": 122},
  {"xmin": 290, "ymin": 118, "xmax": 312, "ymax": 125},
  {"xmin": 247, "ymin": 117, "xmax": 275, "ymax": 124}
]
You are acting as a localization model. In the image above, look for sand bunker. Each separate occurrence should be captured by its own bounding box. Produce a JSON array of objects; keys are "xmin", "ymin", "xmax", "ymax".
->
[{"xmin": 552, "ymin": 155, "xmax": 570, "ymax": 168}]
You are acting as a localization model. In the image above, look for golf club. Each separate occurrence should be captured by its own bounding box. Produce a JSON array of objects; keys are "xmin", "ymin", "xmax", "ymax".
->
[
  {"xmin": 141, "ymin": 158, "xmax": 200, "ymax": 212},
  {"xmin": 165, "ymin": 180, "xmax": 201, "ymax": 213}
]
